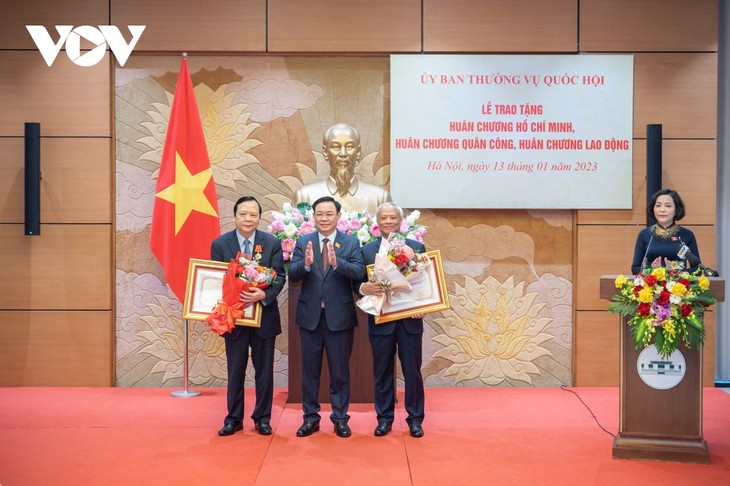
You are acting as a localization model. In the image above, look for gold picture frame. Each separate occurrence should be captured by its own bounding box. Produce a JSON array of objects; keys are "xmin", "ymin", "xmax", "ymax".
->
[
  {"xmin": 182, "ymin": 258, "xmax": 262, "ymax": 328},
  {"xmin": 366, "ymin": 250, "xmax": 450, "ymax": 324}
]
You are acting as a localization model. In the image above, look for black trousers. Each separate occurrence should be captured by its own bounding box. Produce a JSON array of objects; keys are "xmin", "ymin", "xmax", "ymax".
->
[
  {"xmin": 300, "ymin": 311, "xmax": 354, "ymax": 423},
  {"xmin": 224, "ymin": 327, "xmax": 275, "ymax": 424},
  {"xmin": 370, "ymin": 324, "xmax": 425, "ymax": 424}
]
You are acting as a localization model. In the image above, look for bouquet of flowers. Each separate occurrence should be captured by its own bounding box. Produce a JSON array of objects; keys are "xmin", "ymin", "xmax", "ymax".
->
[
  {"xmin": 356, "ymin": 235, "xmax": 431, "ymax": 317},
  {"xmin": 607, "ymin": 266, "xmax": 716, "ymax": 358},
  {"xmin": 267, "ymin": 203, "xmax": 315, "ymax": 261},
  {"xmin": 206, "ymin": 253, "xmax": 277, "ymax": 335}
]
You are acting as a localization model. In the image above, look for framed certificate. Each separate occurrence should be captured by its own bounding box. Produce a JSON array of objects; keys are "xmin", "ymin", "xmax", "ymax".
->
[
  {"xmin": 182, "ymin": 258, "xmax": 262, "ymax": 327},
  {"xmin": 366, "ymin": 250, "xmax": 450, "ymax": 324}
]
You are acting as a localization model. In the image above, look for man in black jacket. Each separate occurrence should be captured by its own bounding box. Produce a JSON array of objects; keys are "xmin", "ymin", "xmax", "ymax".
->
[{"xmin": 210, "ymin": 196, "xmax": 286, "ymax": 436}]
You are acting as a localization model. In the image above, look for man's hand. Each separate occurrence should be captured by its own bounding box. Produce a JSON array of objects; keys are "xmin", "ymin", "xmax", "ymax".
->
[
  {"xmin": 327, "ymin": 241, "xmax": 337, "ymax": 267},
  {"xmin": 240, "ymin": 287, "xmax": 265, "ymax": 303},
  {"xmin": 360, "ymin": 281, "xmax": 384, "ymax": 296},
  {"xmin": 305, "ymin": 240, "xmax": 314, "ymax": 266}
]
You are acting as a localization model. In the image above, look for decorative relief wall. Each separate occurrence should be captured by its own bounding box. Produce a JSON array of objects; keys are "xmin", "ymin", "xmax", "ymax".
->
[{"xmin": 115, "ymin": 56, "xmax": 572, "ymax": 388}]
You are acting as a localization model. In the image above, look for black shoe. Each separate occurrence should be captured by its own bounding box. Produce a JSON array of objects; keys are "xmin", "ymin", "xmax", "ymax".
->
[
  {"xmin": 374, "ymin": 422, "xmax": 392, "ymax": 437},
  {"xmin": 334, "ymin": 420, "xmax": 351, "ymax": 438},
  {"xmin": 296, "ymin": 421, "xmax": 320, "ymax": 437},
  {"xmin": 218, "ymin": 422, "xmax": 243, "ymax": 436},
  {"xmin": 409, "ymin": 420, "xmax": 424, "ymax": 438},
  {"xmin": 254, "ymin": 420, "xmax": 272, "ymax": 435}
]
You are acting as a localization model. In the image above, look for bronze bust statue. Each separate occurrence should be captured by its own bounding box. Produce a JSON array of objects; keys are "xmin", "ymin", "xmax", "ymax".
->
[{"xmin": 293, "ymin": 123, "xmax": 391, "ymax": 214}]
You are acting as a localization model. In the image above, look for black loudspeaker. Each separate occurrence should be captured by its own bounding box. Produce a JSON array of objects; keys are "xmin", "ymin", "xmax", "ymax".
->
[
  {"xmin": 646, "ymin": 124, "xmax": 662, "ymax": 226},
  {"xmin": 25, "ymin": 122, "xmax": 41, "ymax": 236}
]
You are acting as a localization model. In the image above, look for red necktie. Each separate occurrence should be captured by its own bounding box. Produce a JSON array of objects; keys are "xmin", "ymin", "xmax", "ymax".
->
[{"xmin": 321, "ymin": 238, "xmax": 329, "ymax": 271}]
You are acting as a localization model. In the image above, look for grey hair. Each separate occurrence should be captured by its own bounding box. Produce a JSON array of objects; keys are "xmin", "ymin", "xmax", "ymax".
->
[{"xmin": 375, "ymin": 202, "xmax": 404, "ymax": 219}]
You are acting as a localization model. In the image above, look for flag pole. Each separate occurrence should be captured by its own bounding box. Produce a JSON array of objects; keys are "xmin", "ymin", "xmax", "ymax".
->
[{"xmin": 171, "ymin": 319, "xmax": 200, "ymax": 397}]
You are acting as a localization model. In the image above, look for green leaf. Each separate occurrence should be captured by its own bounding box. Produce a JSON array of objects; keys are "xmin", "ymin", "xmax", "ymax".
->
[{"xmin": 296, "ymin": 202, "xmax": 313, "ymax": 214}]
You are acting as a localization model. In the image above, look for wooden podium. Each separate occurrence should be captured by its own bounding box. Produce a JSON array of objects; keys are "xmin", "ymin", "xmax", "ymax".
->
[
  {"xmin": 599, "ymin": 276, "xmax": 725, "ymax": 463},
  {"xmin": 286, "ymin": 280, "xmax": 374, "ymax": 403}
]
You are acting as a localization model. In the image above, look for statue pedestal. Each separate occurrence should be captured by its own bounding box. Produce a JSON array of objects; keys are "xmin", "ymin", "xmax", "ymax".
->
[{"xmin": 287, "ymin": 280, "xmax": 374, "ymax": 403}]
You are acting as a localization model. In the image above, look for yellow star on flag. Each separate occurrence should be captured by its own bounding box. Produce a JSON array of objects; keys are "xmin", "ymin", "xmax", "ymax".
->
[{"xmin": 155, "ymin": 152, "xmax": 218, "ymax": 235}]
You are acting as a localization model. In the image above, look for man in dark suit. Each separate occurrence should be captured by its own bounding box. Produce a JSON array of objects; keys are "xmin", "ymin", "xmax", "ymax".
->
[
  {"xmin": 288, "ymin": 196, "xmax": 365, "ymax": 438},
  {"xmin": 356, "ymin": 202, "xmax": 426, "ymax": 438},
  {"xmin": 210, "ymin": 196, "xmax": 286, "ymax": 437}
]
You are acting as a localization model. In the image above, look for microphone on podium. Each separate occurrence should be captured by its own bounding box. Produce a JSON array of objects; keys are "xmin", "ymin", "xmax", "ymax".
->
[{"xmin": 677, "ymin": 244, "xmax": 719, "ymax": 277}]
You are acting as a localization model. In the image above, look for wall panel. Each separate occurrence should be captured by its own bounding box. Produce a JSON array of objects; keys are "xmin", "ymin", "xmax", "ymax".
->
[
  {"xmin": 0, "ymin": 224, "xmax": 112, "ymax": 310},
  {"xmin": 580, "ymin": 0, "xmax": 718, "ymax": 52},
  {"xmin": 0, "ymin": 0, "xmax": 719, "ymax": 387},
  {"xmin": 0, "ymin": 311, "xmax": 112, "ymax": 386},
  {"xmin": 0, "ymin": 0, "xmax": 108, "ymax": 49},
  {"xmin": 0, "ymin": 138, "xmax": 111, "ymax": 224},
  {"xmin": 633, "ymin": 53, "xmax": 717, "ymax": 139},
  {"xmin": 111, "ymin": 0, "xmax": 266, "ymax": 52},
  {"xmin": 577, "ymin": 139, "xmax": 716, "ymax": 225},
  {"xmin": 0, "ymin": 52, "xmax": 110, "ymax": 137},
  {"xmin": 268, "ymin": 0, "xmax": 421, "ymax": 52},
  {"xmin": 424, "ymin": 0, "xmax": 577, "ymax": 52}
]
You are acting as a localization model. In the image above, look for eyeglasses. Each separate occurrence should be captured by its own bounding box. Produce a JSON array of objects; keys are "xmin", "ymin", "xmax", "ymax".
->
[{"xmin": 314, "ymin": 212, "xmax": 337, "ymax": 219}]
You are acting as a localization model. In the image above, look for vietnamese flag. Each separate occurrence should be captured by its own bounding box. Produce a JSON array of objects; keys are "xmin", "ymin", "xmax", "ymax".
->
[{"xmin": 150, "ymin": 57, "xmax": 220, "ymax": 301}]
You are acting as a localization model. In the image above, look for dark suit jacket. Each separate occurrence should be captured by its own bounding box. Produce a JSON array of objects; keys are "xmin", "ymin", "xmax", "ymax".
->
[
  {"xmin": 358, "ymin": 237, "xmax": 426, "ymax": 336},
  {"xmin": 288, "ymin": 231, "xmax": 365, "ymax": 331},
  {"xmin": 210, "ymin": 229, "xmax": 286, "ymax": 339}
]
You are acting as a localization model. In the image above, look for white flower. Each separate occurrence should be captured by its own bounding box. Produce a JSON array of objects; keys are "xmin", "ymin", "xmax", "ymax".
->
[
  {"xmin": 406, "ymin": 210, "xmax": 421, "ymax": 224},
  {"xmin": 357, "ymin": 227, "xmax": 371, "ymax": 243},
  {"xmin": 669, "ymin": 294, "xmax": 682, "ymax": 305},
  {"xmin": 283, "ymin": 222, "xmax": 298, "ymax": 237}
]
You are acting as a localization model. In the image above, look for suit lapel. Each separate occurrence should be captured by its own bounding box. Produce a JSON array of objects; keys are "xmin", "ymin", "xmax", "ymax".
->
[
  {"xmin": 226, "ymin": 231, "xmax": 241, "ymax": 260},
  {"xmin": 314, "ymin": 233, "xmax": 326, "ymax": 275},
  {"xmin": 252, "ymin": 230, "xmax": 263, "ymax": 258}
]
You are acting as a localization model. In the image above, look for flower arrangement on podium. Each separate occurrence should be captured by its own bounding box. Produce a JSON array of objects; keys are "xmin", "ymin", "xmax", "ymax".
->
[
  {"xmin": 607, "ymin": 265, "xmax": 716, "ymax": 358},
  {"xmin": 205, "ymin": 252, "xmax": 277, "ymax": 335},
  {"xmin": 356, "ymin": 235, "xmax": 431, "ymax": 317},
  {"xmin": 267, "ymin": 203, "xmax": 427, "ymax": 254}
]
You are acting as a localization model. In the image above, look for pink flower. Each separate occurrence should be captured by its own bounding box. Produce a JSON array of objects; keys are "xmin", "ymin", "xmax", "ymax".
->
[
  {"xmin": 291, "ymin": 208, "xmax": 303, "ymax": 222},
  {"xmin": 337, "ymin": 219, "xmax": 348, "ymax": 232},
  {"xmin": 300, "ymin": 221, "xmax": 315, "ymax": 235},
  {"xmin": 349, "ymin": 219, "xmax": 362, "ymax": 230},
  {"xmin": 270, "ymin": 220, "xmax": 285, "ymax": 232},
  {"xmin": 282, "ymin": 238, "xmax": 296, "ymax": 253},
  {"xmin": 400, "ymin": 220, "xmax": 409, "ymax": 232},
  {"xmin": 370, "ymin": 224, "xmax": 381, "ymax": 237}
]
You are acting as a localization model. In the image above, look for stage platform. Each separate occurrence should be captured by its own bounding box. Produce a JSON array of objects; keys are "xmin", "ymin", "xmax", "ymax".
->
[{"xmin": 1, "ymin": 387, "xmax": 729, "ymax": 485}]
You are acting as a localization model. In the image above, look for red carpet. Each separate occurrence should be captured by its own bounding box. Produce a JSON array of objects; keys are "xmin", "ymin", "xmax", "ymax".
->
[{"xmin": 1, "ymin": 387, "xmax": 729, "ymax": 485}]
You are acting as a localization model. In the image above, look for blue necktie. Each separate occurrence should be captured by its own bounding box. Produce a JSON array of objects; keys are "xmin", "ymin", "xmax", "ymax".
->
[{"xmin": 243, "ymin": 239, "xmax": 252, "ymax": 257}]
